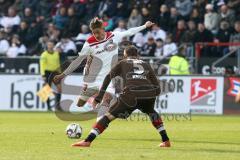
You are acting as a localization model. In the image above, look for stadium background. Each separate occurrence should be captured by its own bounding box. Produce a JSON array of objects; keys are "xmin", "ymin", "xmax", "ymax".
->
[
  {"xmin": 0, "ymin": 1, "xmax": 240, "ymax": 160},
  {"xmin": 0, "ymin": 0, "xmax": 239, "ymax": 114}
]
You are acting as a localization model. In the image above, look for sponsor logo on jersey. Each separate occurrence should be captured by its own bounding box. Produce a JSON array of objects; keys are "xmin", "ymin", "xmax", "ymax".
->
[
  {"xmin": 104, "ymin": 40, "xmax": 117, "ymax": 52},
  {"xmin": 227, "ymin": 77, "xmax": 240, "ymax": 97},
  {"xmin": 190, "ymin": 79, "xmax": 217, "ymax": 106}
]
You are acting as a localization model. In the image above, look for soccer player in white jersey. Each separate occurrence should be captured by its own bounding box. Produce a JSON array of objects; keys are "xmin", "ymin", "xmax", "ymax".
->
[{"xmin": 54, "ymin": 18, "xmax": 154, "ymax": 117}]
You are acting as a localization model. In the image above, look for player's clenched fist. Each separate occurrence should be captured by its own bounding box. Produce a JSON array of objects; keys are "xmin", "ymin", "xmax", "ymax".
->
[{"xmin": 144, "ymin": 21, "xmax": 154, "ymax": 28}]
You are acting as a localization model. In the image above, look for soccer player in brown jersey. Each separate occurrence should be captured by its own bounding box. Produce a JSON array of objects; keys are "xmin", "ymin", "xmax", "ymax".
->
[{"xmin": 72, "ymin": 45, "xmax": 171, "ymax": 147}]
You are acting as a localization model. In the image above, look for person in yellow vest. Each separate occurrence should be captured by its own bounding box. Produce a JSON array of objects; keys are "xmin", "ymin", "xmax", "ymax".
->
[
  {"xmin": 40, "ymin": 40, "xmax": 62, "ymax": 111},
  {"xmin": 168, "ymin": 46, "xmax": 190, "ymax": 75}
]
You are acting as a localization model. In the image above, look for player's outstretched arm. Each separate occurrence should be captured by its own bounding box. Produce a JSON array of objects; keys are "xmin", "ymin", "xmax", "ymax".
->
[
  {"xmin": 118, "ymin": 21, "xmax": 154, "ymax": 38},
  {"xmin": 53, "ymin": 55, "xmax": 87, "ymax": 84}
]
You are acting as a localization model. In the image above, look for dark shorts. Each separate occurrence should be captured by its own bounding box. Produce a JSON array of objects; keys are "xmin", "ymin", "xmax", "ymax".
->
[
  {"xmin": 109, "ymin": 94, "xmax": 156, "ymax": 119},
  {"xmin": 45, "ymin": 70, "xmax": 59, "ymax": 85}
]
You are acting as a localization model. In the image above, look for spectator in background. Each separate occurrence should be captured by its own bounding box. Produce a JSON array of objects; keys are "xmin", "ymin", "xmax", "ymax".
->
[
  {"xmin": 102, "ymin": 14, "xmax": 114, "ymax": 31},
  {"xmin": 75, "ymin": 24, "xmax": 90, "ymax": 42},
  {"xmin": 17, "ymin": 21, "xmax": 28, "ymax": 45},
  {"xmin": 0, "ymin": 7, "xmax": 21, "ymax": 31},
  {"xmin": 11, "ymin": 0, "xmax": 22, "ymax": 13},
  {"xmin": 53, "ymin": 6, "xmax": 69, "ymax": 30},
  {"xmin": 158, "ymin": 4, "xmax": 170, "ymax": 31},
  {"xmin": 141, "ymin": 37, "xmax": 156, "ymax": 57},
  {"xmin": 101, "ymin": 0, "xmax": 117, "ymax": 18},
  {"xmin": 75, "ymin": 24, "xmax": 90, "ymax": 52},
  {"xmin": 21, "ymin": 0, "xmax": 39, "ymax": 11},
  {"xmin": 204, "ymin": 4, "xmax": 220, "ymax": 34},
  {"xmin": 229, "ymin": 21, "xmax": 240, "ymax": 52},
  {"xmin": 84, "ymin": 0, "xmax": 99, "ymax": 22},
  {"xmin": 25, "ymin": 19, "xmax": 43, "ymax": 55},
  {"xmin": 7, "ymin": 34, "xmax": 27, "ymax": 57},
  {"xmin": 52, "ymin": 0, "xmax": 72, "ymax": 16},
  {"xmin": 168, "ymin": 7, "xmax": 182, "ymax": 32},
  {"xmin": 115, "ymin": 0, "xmax": 130, "ymax": 19},
  {"xmin": 227, "ymin": 0, "xmax": 240, "ymax": 17},
  {"xmin": 146, "ymin": 24, "xmax": 166, "ymax": 41},
  {"xmin": 55, "ymin": 34, "xmax": 77, "ymax": 58},
  {"xmin": 141, "ymin": 7, "xmax": 152, "ymax": 24},
  {"xmin": 216, "ymin": 20, "xmax": 232, "ymax": 43},
  {"xmin": 97, "ymin": 0, "xmax": 108, "ymax": 17},
  {"xmin": 71, "ymin": 0, "xmax": 86, "ymax": 20},
  {"xmin": 43, "ymin": 23, "xmax": 61, "ymax": 42},
  {"xmin": 114, "ymin": 20, "xmax": 126, "ymax": 32},
  {"xmin": 127, "ymin": 8, "xmax": 142, "ymax": 29},
  {"xmin": 164, "ymin": 0, "xmax": 175, "ymax": 8},
  {"xmin": 175, "ymin": 0, "xmax": 193, "ymax": 19},
  {"xmin": 173, "ymin": 20, "xmax": 186, "ymax": 43},
  {"xmin": 163, "ymin": 34, "xmax": 178, "ymax": 57},
  {"xmin": 132, "ymin": 32, "xmax": 145, "ymax": 48},
  {"xmin": 196, "ymin": 23, "xmax": 213, "ymax": 42},
  {"xmin": 37, "ymin": 0, "xmax": 55, "ymax": 22},
  {"xmin": 190, "ymin": 8, "xmax": 202, "ymax": 24},
  {"xmin": 0, "ymin": 30, "xmax": 10, "ymax": 56},
  {"xmin": 20, "ymin": 7, "xmax": 36, "ymax": 25},
  {"xmin": 0, "ymin": 0, "xmax": 14, "ymax": 15},
  {"xmin": 219, "ymin": 4, "xmax": 235, "ymax": 27},
  {"xmin": 216, "ymin": 20, "xmax": 232, "ymax": 55},
  {"xmin": 154, "ymin": 38, "xmax": 164, "ymax": 58},
  {"xmin": 195, "ymin": 23, "xmax": 214, "ymax": 57},
  {"xmin": 65, "ymin": 7, "xmax": 79, "ymax": 37},
  {"xmin": 181, "ymin": 20, "xmax": 197, "ymax": 43}
]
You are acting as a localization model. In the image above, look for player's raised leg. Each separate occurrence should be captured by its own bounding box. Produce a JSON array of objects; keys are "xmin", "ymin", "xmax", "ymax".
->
[{"xmin": 71, "ymin": 112, "xmax": 115, "ymax": 147}]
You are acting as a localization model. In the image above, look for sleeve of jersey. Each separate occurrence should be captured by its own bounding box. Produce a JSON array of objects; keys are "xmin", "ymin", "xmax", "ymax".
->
[
  {"xmin": 115, "ymin": 25, "xmax": 146, "ymax": 39},
  {"xmin": 109, "ymin": 61, "xmax": 121, "ymax": 78},
  {"xmin": 63, "ymin": 42, "xmax": 91, "ymax": 76}
]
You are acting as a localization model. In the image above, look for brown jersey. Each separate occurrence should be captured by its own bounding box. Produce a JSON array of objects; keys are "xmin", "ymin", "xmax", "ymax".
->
[{"xmin": 95, "ymin": 58, "xmax": 160, "ymax": 102}]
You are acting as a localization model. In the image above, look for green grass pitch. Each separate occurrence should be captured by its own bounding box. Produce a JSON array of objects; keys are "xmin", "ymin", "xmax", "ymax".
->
[{"xmin": 0, "ymin": 112, "xmax": 240, "ymax": 160}]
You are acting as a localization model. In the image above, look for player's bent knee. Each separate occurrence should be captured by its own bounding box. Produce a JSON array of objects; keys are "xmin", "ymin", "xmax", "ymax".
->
[
  {"xmin": 102, "ymin": 93, "xmax": 113, "ymax": 105},
  {"xmin": 105, "ymin": 112, "xmax": 115, "ymax": 121}
]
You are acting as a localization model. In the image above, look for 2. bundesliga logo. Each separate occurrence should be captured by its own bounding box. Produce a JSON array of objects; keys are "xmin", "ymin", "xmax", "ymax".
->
[{"xmin": 190, "ymin": 79, "xmax": 217, "ymax": 106}]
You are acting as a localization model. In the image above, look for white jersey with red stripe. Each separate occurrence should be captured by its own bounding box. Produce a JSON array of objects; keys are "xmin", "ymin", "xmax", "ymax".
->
[
  {"xmin": 79, "ymin": 25, "xmax": 147, "ymax": 90},
  {"xmin": 63, "ymin": 25, "xmax": 146, "ymax": 92}
]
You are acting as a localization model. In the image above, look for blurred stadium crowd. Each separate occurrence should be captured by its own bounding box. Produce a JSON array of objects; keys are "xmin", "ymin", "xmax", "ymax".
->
[{"xmin": 0, "ymin": 0, "xmax": 240, "ymax": 58}]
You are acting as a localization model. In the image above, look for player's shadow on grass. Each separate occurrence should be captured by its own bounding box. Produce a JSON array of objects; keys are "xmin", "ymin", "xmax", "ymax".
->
[
  {"xmin": 174, "ymin": 139, "xmax": 240, "ymax": 146},
  {"xmin": 171, "ymin": 148, "xmax": 240, "ymax": 154},
  {"xmin": 101, "ymin": 138, "xmax": 240, "ymax": 147},
  {"xmin": 100, "ymin": 137, "xmax": 162, "ymax": 142}
]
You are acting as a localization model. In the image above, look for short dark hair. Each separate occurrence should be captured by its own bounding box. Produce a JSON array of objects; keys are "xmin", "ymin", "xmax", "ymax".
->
[
  {"xmin": 124, "ymin": 45, "xmax": 139, "ymax": 57},
  {"xmin": 89, "ymin": 17, "xmax": 103, "ymax": 30}
]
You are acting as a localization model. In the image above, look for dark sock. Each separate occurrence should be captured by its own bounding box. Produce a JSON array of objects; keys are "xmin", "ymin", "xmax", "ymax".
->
[
  {"xmin": 149, "ymin": 112, "xmax": 169, "ymax": 142},
  {"xmin": 85, "ymin": 116, "xmax": 111, "ymax": 142},
  {"xmin": 160, "ymin": 130, "xmax": 169, "ymax": 142},
  {"xmin": 85, "ymin": 133, "xmax": 97, "ymax": 142},
  {"xmin": 56, "ymin": 93, "xmax": 61, "ymax": 103},
  {"xmin": 47, "ymin": 99, "xmax": 51, "ymax": 111}
]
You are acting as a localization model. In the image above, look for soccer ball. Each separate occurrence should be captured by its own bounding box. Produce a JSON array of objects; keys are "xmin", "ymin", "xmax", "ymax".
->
[{"xmin": 65, "ymin": 123, "xmax": 82, "ymax": 139}]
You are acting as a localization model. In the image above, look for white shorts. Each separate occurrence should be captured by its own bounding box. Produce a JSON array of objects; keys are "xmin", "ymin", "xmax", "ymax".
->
[{"xmin": 79, "ymin": 82, "xmax": 115, "ymax": 101}]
